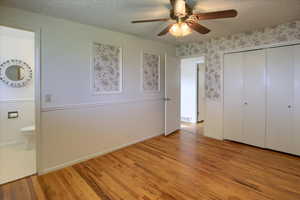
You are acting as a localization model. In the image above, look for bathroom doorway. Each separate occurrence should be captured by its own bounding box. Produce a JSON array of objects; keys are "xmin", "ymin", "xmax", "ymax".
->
[{"xmin": 0, "ymin": 25, "xmax": 38, "ymax": 184}]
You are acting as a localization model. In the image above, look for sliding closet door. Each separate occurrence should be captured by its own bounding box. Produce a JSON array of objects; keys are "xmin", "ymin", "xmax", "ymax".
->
[
  {"xmin": 266, "ymin": 46, "xmax": 294, "ymax": 153},
  {"xmin": 243, "ymin": 50, "xmax": 266, "ymax": 147},
  {"xmin": 224, "ymin": 52, "xmax": 243, "ymax": 142},
  {"xmin": 292, "ymin": 45, "xmax": 300, "ymax": 155}
]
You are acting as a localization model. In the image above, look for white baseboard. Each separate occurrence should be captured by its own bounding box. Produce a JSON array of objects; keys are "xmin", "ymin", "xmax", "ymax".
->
[{"xmin": 39, "ymin": 132, "xmax": 164, "ymax": 175}]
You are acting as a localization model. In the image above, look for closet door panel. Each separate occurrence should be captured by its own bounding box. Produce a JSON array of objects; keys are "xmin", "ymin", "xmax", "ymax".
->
[
  {"xmin": 243, "ymin": 50, "xmax": 266, "ymax": 147},
  {"xmin": 266, "ymin": 46, "xmax": 294, "ymax": 153},
  {"xmin": 224, "ymin": 53, "xmax": 243, "ymax": 142},
  {"xmin": 292, "ymin": 45, "xmax": 300, "ymax": 155}
]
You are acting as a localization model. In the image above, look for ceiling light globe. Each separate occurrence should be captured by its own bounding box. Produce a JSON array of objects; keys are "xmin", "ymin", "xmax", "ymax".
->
[{"xmin": 169, "ymin": 22, "xmax": 192, "ymax": 37}]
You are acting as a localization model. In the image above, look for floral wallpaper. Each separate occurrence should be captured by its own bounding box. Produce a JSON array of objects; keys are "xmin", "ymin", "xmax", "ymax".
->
[
  {"xmin": 177, "ymin": 20, "xmax": 300, "ymax": 101},
  {"xmin": 92, "ymin": 42, "xmax": 122, "ymax": 94},
  {"xmin": 142, "ymin": 52, "xmax": 160, "ymax": 92}
]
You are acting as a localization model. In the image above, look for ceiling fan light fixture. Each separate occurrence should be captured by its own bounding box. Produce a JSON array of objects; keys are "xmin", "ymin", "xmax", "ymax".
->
[{"xmin": 169, "ymin": 22, "xmax": 192, "ymax": 37}]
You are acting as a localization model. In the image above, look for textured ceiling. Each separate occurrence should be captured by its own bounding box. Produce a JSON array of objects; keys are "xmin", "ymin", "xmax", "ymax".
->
[{"xmin": 1, "ymin": 0, "xmax": 300, "ymax": 45}]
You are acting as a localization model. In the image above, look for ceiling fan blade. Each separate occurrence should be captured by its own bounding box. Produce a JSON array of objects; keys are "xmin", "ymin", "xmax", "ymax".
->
[
  {"xmin": 158, "ymin": 24, "xmax": 174, "ymax": 36},
  {"xmin": 187, "ymin": 22, "xmax": 210, "ymax": 34},
  {"xmin": 132, "ymin": 18, "xmax": 170, "ymax": 23},
  {"xmin": 194, "ymin": 9, "xmax": 238, "ymax": 20}
]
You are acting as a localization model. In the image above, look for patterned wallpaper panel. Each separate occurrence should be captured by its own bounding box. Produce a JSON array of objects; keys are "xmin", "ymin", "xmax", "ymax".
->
[
  {"xmin": 142, "ymin": 52, "xmax": 160, "ymax": 92},
  {"xmin": 176, "ymin": 21, "xmax": 300, "ymax": 101},
  {"xmin": 92, "ymin": 42, "xmax": 122, "ymax": 94}
]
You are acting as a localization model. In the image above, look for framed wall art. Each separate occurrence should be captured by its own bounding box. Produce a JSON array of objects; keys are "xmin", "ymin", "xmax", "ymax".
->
[
  {"xmin": 91, "ymin": 42, "xmax": 123, "ymax": 94},
  {"xmin": 141, "ymin": 51, "xmax": 160, "ymax": 93}
]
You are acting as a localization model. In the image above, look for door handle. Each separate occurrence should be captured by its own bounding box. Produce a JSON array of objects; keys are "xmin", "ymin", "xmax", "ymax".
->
[
  {"xmin": 288, "ymin": 105, "xmax": 292, "ymax": 109},
  {"xmin": 244, "ymin": 102, "xmax": 248, "ymax": 105},
  {"xmin": 164, "ymin": 98, "xmax": 171, "ymax": 101}
]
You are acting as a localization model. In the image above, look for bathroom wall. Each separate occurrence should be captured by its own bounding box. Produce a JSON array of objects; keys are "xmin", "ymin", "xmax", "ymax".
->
[{"xmin": 0, "ymin": 26, "xmax": 35, "ymax": 146}]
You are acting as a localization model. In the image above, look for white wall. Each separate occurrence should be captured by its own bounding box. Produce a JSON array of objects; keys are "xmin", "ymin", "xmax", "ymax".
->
[
  {"xmin": 180, "ymin": 57, "xmax": 204, "ymax": 123},
  {"xmin": 0, "ymin": 6, "xmax": 176, "ymax": 172},
  {"xmin": 0, "ymin": 26, "xmax": 35, "ymax": 146},
  {"xmin": 198, "ymin": 63, "xmax": 205, "ymax": 122},
  {"xmin": 181, "ymin": 58, "xmax": 197, "ymax": 122}
]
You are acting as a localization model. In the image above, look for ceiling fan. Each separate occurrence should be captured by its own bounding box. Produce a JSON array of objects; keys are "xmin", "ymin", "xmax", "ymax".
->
[{"xmin": 131, "ymin": 0, "xmax": 238, "ymax": 37}]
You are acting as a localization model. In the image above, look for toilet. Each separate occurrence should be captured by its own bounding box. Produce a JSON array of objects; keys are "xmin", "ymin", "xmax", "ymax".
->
[{"xmin": 20, "ymin": 126, "xmax": 35, "ymax": 150}]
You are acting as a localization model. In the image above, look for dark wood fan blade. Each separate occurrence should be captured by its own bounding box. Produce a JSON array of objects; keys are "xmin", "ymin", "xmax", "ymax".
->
[
  {"xmin": 132, "ymin": 18, "xmax": 170, "ymax": 23},
  {"xmin": 187, "ymin": 22, "xmax": 210, "ymax": 34},
  {"xmin": 158, "ymin": 24, "xmax": 174, "ymax": 36},
  {"xmin": 194, "ymin": 9, "xmax": 238, "ymax": 20}
]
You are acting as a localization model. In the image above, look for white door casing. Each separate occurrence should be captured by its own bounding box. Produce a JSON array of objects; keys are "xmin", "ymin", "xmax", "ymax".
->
[
  {"xmin": 292, "ymin": 45, "xmax": 300, "ymax": 155},
  {"xmin": 198, "ymin": 63, "xmax": 206, "ymax": 122}
]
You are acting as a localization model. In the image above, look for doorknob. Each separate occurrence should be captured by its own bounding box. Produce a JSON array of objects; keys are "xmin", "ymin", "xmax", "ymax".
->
[
  {"xmin": 288, "ymin": 105, "xmax": 292, "ymax": 109},
  {"xmin": 244, "ymin": 102, "xmax": 248, "ymax": 105}
]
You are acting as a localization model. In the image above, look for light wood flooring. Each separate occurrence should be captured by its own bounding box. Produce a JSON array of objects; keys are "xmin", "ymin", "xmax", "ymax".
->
[{"xmin": 1, "ymin": 122, "xmax": 300, "ymax": 200}]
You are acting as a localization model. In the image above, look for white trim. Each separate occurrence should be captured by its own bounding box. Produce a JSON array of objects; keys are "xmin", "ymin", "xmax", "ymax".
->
[
  {"xmin": 0, "ymin": 98, "xmax": 34, "ymax": 103},
  {"xmin": 223, "ymin": 40, "xmax": 300, "ymax": 55},
  {"xmin": 0, "ymin": 140, "xmax": 24, "ymax": 147},
  {"xmin": 40, "ymin": 132, "xmax": 163, "ymax": 175},
  {"xmin": 90, "ymin": 42, "xmax": 123, "ymax": 95},
  {"xmin": 42, "ymin": 97, "xmax": 164, "ymax": 112},
  {"xmin": 34, "ymin": 28, "xmax": 42, "ymax": 175},
  {"xmin": 195, "ymin": 63, "xmax": 199, "ymax": 123},
  {"xmin": 178, "ymin": 53, "xmax": 207, "ymax": 59},
  {"xmin": 141, "ymin": 50, "xmax": 161, "ymax": 93}
]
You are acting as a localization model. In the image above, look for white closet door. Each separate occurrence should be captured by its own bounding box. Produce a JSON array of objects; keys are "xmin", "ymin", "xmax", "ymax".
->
[
  {"xmin": 224, "ymin": 52, "xmax": 244, "ymax": 142},
  {"xmin": 243, "ymin": 50, "xmax": 266, "ymax": 147},
  {"xmin": 266, "ymin": 46, "xmax": 294, "ymax": 153},
  {"xmin": 292, "ymin": 45, "xmax": 300, "ymax": 155}
]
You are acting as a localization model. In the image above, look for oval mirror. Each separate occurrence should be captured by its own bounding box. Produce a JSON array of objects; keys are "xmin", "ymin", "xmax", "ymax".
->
[
  {"xmin": 5, "ymin": 65, "xmax": 25, "ymax": 81},
  {"xmin": 0, "ymin": 59, "xmax": 33, "ymax": 88}
]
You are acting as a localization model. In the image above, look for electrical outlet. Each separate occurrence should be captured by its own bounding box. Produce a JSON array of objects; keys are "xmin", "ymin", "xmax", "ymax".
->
[
  {"xmin": 8, "ymin": 111, "xmax": 19, "ymax": 119},
  {"xmin": 45, "ymin": 94, "xmax": 52, "ymax": 103}
]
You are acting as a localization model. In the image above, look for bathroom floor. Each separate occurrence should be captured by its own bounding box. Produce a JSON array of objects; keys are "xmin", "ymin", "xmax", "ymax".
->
[{"xmin": 0, "ymin": 143, "xmax": 36, "ymax": 184}]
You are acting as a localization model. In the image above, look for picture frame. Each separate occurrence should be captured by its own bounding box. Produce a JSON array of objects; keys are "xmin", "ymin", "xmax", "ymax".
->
[
  {"xmin": 91, "ymin": 42, "xmax": 123, "ymax": 95},
  {"xmin": 141, "ymin": 51, "xmax": 160, "ymax": 93}
]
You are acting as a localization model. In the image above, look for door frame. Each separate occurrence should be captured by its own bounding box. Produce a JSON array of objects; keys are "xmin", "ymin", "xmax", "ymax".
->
[
  {"xmin": 195, "ymin": 61, "xmax": 206, "ymax": 123},
  {"xmin": 180, "ymin": 57, "xmax": 205, "ymax": 123},
  {"xmin": 0, "ymin": 23, "xmax": 42, "ymax": 175},
  {"xmin": 221, "ymin": 39, "xmax": 300, "ymax": 140}
]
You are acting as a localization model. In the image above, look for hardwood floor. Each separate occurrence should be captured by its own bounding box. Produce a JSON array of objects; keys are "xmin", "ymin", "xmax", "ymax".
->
[{"xmin": 1, "ymin": 123, "xmax": 300, "ymax": 200}]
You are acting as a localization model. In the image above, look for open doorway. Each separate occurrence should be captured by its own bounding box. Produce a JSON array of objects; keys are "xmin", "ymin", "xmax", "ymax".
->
[
  {"xmin": 180, "ymin": 57, "xmax": 205, "ymax": 132},
  {"xmin": 0, "ymin": 26, "xmax": 37, "ymax": 184}
]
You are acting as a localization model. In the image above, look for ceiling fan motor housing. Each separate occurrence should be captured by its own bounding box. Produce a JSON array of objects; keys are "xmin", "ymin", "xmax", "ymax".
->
[{"xmin": 174, "ymin": 0, "xmax": 187, "ymax": 18}]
